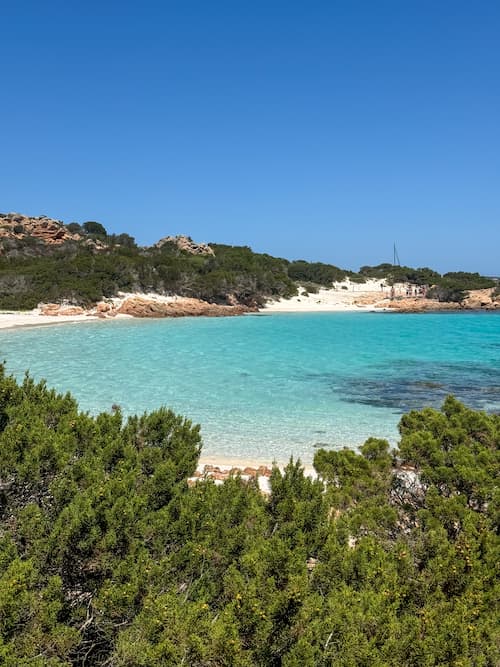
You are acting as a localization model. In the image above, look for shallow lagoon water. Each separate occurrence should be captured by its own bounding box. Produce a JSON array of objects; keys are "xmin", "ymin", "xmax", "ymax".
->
[{"xmin": 0, "ymin": 311, "xmax": 498, "ymax": 463}]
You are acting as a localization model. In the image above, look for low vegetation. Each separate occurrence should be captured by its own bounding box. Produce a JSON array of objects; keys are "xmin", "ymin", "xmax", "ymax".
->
[
  {"xmin": 0, "ymin": 240, "xmax": 298, "ymax": 310},
  {"xmin": 0, "ymin": 218, "xmax": 495, "ymax": 308},
  {"xmin": 0, "ymin": 369, "xmax": 498, "ymax": 665}
]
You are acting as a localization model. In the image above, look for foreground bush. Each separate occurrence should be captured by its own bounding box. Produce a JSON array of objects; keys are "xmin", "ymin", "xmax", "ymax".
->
[{"xmin": 0, "ymin": 368, "xmax": 498, "ymax": 665}]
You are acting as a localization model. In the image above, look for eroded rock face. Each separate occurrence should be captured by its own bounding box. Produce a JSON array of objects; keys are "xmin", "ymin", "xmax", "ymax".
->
[
  {"xmin": 0, "ymin": 213, "xmax": 105, "ymax": 251},
  {"xmin": 154, "ymin": 235, "xmax": 215, "ymax": 256}
]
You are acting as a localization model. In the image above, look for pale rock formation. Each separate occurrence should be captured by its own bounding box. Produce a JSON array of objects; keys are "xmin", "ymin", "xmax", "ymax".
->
[
  {"xmin": 385, "ymin": 288, "xmax": 499, "ymax": 312},
  {"xmin": 154, "ymin": 234, "xmax": 215, "ymax": 256},
  {"xmin": 40, "ymin": 304, "xmax": 86, "ymax": 316},
  {"xmin": 463, "ymin": 288, "xmax": 499, "ymax": 310}
]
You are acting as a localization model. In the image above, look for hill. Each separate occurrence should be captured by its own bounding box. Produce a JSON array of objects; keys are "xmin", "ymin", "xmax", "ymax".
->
[{"xmin": 0, "ymin": 212, "xmax": 496, "ymax": 310}]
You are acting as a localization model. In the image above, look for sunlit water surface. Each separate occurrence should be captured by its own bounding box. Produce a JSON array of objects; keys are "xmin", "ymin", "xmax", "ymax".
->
[{"xmin": 1, "ymin": 312, "xmax": 498, "ymax": 463}]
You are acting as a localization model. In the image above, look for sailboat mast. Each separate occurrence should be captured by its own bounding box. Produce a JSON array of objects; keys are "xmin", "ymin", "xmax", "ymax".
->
[{"xmin": 393, "ymin": 243, "xmax": 400, "ymax": 266}]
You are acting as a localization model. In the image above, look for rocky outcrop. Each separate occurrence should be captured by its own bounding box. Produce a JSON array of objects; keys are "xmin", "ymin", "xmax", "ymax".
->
[
  {"xmin": 0, "ymin": 214, "xmax": 213, "ymax": 258},
  {"xmin": 116, "ymin": 296, "xmax": 251, "ymax": 318},
  {"xmin": 38, "ymin": 292, "xmax": 257, "ymax": 319},
  {"xmin": 154, "ymin": 234, "xmax": 215, "ymax": 256},
  {"xmin": 380, "ymin": 297, "xmax": 458, "ymax": 312},
  {"xmin": 38, "ymin": 296, "xmax": 253, "ymax": 319},
  {"xmin": 40, "ymin": 304, "xmax": 86, "ymax": 316},
  {"xmin": 0, "ymin": 213, "xmax": 105, "ymax": 251},
  {"xmin": 383, "ymin": 288, "xmax": 499, "ymax": 312},
  {"xmin": 463, "ymin": 288, "xmax": 500, "ymax": 310},
  {"xmin": 352, "ymin": 287, "xmax": 500, "ymax": 312}
]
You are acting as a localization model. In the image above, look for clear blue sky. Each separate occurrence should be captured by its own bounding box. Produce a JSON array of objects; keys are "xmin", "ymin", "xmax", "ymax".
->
[{"xmin": 1, "ymin": 1, "xmax": 499, "ymax": 274}]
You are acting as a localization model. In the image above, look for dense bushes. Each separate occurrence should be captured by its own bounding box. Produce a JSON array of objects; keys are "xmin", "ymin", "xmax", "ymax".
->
[
  {"xmin": 0, "ymin": 242, "xmax": 297, "ymax": 309},
  {"xmin": 0, "ymin": 228, "xmax": 495, "ymax": 309},
  {"xmin": 360, "ymin": 263, "xmax": 442, "ymax": 286},
  {"xmin": 426, "ymin": 272, "xmax": 496, "ymax": 303},
  {"xmin": 441, "ymin": 271, "xmax": 495, "ymax": 290},
  {"xmin": 0, "ymin": 369, "xmax": 498, "ymax": 665},
  {"xmin": 287, "ymin": 260, "xmax": 351, "ymax": 286}
]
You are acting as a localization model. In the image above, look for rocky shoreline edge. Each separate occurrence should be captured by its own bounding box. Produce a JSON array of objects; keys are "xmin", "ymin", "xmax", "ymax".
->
[
  {"xmin": 0, "ymin": 286, "xmax": 497, "ymax": 331},
  {"xmin": 39, "ymin": 294, "xmax": 256, "ymax": 319},
  {"xmin": 38, "ymin": 284, "xmax": 499, "ymax": 319}
]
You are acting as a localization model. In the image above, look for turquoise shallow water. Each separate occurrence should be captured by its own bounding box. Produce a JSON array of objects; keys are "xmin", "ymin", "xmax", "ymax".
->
[{"xmin": 0, "ymin": 312, "xmax": 498, "ymax": 463}]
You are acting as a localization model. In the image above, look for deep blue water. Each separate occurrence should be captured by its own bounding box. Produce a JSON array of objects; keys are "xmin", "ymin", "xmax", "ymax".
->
[{"xmin": 1, "ymin": 312, "xmax": 498, "ymax": 463}]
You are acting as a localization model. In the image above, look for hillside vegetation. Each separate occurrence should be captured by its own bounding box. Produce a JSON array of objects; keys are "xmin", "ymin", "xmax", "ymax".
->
[
  {"xmin": 0, "ymin": 213, "xmax": 495, "ymax": 308},
  {"xmin": 0, "ymin": 369, "xmax": 498, "ymax": 665}
]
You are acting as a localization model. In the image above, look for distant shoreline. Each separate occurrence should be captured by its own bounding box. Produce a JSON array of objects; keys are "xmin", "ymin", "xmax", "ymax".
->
[
  {"xmin": 0, "ymin": 304, "xmax": 496, "ymax": 332},
  {"xmin": 0, "ymin": 279, "xmax": 497, "ymax": 331}
]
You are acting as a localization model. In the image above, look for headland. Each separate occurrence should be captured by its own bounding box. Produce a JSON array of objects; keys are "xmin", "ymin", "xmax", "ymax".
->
[{"xmin": 0, "ymin": 211, "xmax": 498, "ymax": 330}]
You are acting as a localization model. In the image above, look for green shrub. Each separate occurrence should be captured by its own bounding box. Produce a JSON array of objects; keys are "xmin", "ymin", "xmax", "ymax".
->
[{"xmin": 0, "ymin": 369, "xmax": 498, "ymax": 665}]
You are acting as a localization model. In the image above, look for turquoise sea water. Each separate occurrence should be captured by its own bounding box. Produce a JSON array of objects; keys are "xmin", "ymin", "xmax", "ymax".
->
[{"xmin": 0, "ymin": 312, "xmax": 498, "ymax": 463}]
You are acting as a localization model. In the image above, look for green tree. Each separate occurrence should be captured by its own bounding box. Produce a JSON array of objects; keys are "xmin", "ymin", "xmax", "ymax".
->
[{"xmin": 82, "ymin": 221, "xmax": 107, "ymax": 237}]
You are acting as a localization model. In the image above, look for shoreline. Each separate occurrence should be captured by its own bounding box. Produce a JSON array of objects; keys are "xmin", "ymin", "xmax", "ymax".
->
[
  {"xmin": 0, "ymin": 283, "xmax": 386, "ymax": 331},
  {"xmin": 0, "ymin": 310, "xmax": 134, "ymax": 331},
  {"xmin": 0, "ymin": 280, "xmax": 497, "ymax": 331},
  {"xmin": 0, "ymin": 304, "xmax": 494, "ymax": 332},
  {"xmin": 262, "ymin": 278, "xmax": 393, "ymax": 312}
]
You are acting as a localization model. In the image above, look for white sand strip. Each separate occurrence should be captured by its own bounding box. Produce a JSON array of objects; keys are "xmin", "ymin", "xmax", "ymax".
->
[
  {"xmin": 262, "ymin": 278, "xmax": 395, "ymax": 313},
  {"xmin": 0, "ymin": 310, "xmax": 100, "ymax": 330}
]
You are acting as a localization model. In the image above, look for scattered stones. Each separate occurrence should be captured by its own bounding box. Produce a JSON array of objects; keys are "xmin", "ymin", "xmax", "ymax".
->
[{"xmin": 187, "ymin": 464, "xmax": 273, "ymax": 492}]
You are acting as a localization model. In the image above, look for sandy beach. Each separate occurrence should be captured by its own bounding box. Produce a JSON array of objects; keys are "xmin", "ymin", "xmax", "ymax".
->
[
  {"xmin": 0, "ymin": 310, "xmax": 100, "ymax": 330},
  {"xmin": 3, "ymin": 277, "xmax": 492, "ymax": 331},
  {"xmin": 261, "ymin": 278, "xmax": 394, "ymax": 312},
  {"xmin": 0, "ymin": 282, "xmax": 392, "ymax": 330}
]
